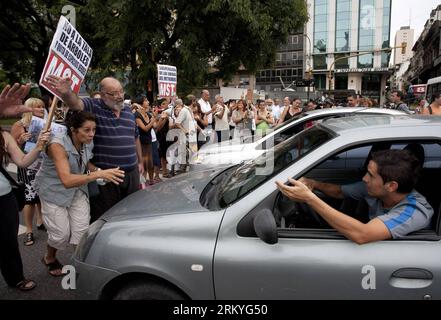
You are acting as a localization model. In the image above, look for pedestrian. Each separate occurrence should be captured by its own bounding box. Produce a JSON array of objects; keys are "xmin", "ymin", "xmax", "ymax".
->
[
  {"xmin": 36, "ymin": 111, "xmax": 124, "ymax": 276},
  {"xmin": 232, "ymin": 99, "xmax": 254, "ymax": 142},
  {"xmin": 134, "ymin": 96, "xmax": 158, "ymax": 185},
  {"xmin": 390, "ymin": 90, "xmax": 411, "ymax": 114},
  {"xmin": 278, "ymin": 97, "xmax": 302, "ymax": 125},
  {"xmin": 422, "ymin": 93, "xmax": 441, "ymax": 115},
  {"xmin": 10, "ymin": 98, "xmax": 46, "ymax": 246},
  {"xmin": 213, "ymin": 95, "xmax": 230, "ymax": 143},
  {"xmin": 1, "ymin": 123, "xmax": 50, "ymax": 290},
  {"xmin": 255, "ymin": 100, "xmax": 274, "ymax": 136},
  {"xmin": 45, "ymin": 75, "xmax": 144, "ymax": 222}
]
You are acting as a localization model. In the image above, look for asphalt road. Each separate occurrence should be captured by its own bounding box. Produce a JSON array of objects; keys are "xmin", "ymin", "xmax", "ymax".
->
[{"xmin": 0, "ymin": 165, "xmax": 79, "ymax": 300}]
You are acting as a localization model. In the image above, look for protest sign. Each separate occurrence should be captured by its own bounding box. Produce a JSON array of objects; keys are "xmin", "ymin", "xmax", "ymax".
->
[
  {"xmin": 40, "ymin": 16, "xmax": 93, "ymax": 99},
  {"xmin": 24, "ymin": 116, "xmax": 67, "ymax": 170},
  {"xmin": 157, "ymin": 64, "xmax": 177, "ymax": 98}
]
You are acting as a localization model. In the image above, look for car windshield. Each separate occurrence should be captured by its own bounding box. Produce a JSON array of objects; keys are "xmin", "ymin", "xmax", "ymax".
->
[{"xmin": 201, "ymin": 126, "xmax": 335, "ymax": 210}]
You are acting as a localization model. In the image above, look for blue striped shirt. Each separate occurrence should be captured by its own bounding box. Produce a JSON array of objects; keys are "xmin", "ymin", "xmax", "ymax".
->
[{"xmin": 82, "ymin": 98, "xmax": 139, "ymax": 171}]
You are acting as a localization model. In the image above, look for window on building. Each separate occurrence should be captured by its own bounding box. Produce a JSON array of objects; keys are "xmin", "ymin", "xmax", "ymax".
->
[
  {"xmin": 381, "ymin": 0, "xmax": 391, "ymax": 67},
  {"xmin": 335, "ymin": 0, "xmax": 351, "ymax": 52},
  {"xmin": 358, "ymin": 0, "xmax": 375, "ymax": 67},
  {"xmin": 314, "ymin": 0, "xmax": 328, "ymax": 54},
  {"xmin": 314, "ymin": 54, "xmax": 327, "ymax": 70}
]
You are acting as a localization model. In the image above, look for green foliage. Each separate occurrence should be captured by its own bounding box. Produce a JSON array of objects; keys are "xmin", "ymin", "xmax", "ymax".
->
[{"xmin": 1, "ymin": 0, "xmax": 308, "ymax": 97}]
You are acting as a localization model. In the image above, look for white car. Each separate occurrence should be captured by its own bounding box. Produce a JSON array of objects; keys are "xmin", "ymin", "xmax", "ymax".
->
[{"xmin": 191, "ymin": 107, "xmax": 406, "ymax": 170}]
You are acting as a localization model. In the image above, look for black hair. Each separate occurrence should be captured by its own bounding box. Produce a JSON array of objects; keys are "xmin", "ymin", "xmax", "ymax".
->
[
  {"xmin": 371, "ymin": 149, "xmax": 421, "ymax": 194},
  {"xmin": 65, "ymin": 111, "xmax": 96, "ymax": 139},
  {"xmin": 133, "ymin": 95, "xmax": 146, "ymax": 105},
  {"xmin": 391, "ymin": 90, "xmax": 405, "ymax": 101}
]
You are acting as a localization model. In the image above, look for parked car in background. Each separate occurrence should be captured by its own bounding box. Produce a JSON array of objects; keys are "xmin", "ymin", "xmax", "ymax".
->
[
  {"xmin": 191, "ymin": 108, "xmax": 406, "ymax": 170},
  {"xmin": 73, "ymin": 115, "xmax": 441, "ymax": 300}
]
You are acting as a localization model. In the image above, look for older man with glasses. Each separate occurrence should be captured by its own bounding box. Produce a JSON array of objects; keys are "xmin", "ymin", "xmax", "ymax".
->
[{"xmin": 46, "ymin": 75, "xmax": 144, "ymax": 222}]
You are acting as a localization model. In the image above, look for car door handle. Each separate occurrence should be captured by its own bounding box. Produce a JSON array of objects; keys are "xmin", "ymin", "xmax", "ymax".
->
[{"xmin": 389, "ymin": 268, "xmax": 433, "ymax": 289}]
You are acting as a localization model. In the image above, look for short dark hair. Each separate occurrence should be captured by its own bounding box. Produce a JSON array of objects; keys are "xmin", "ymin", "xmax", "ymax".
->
[
  {"xmin": 347, "ymin": 94, "xmax": 356, "ymax": 100},
  {"xmin": 133, "ymin": 95, "xmax": 146, "ymax": 105},
  {"xmin": 392, "ymin": 90, "xmax": 405, "ymax": 101},
  {"xmin": 371, "ymin": 149, "xmax": 421, "ymax": 193},
  {"xmin": 65, "ymin": 111, "xmax": 96, "ymax": 139}
]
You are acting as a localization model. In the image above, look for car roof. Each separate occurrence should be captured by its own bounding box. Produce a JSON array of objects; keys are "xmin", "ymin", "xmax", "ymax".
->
[
  {"xmin": 321, "ymin": 115, "xmax": 441, "ymax": 137},
  {"xmin": 303, "ymin": 107, "xmax": 405, "ymax": 116}
]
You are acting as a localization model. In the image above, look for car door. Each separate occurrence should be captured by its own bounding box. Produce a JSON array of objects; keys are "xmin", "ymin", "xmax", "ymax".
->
[
  {"xmin": 214, "ymin": 194, "xmax": 441, "ymax": 300},
  {"xmin": 213, "ymin": 143, "xmax": 441, "ymax": 300}
]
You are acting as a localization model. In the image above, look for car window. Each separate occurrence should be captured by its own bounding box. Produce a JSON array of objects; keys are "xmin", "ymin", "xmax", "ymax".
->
[
  {"xmin": 201, "ymin": 126, "xmax": 335, "ymax": 210},
  {"xmin": 391, "ymin": 143, "xmax": 441, "ymax": 168},
  {"xmin": 315, "ymin": 145, "xmax": 371, "ymax": 170},
  {"xmin": 275, "ymin": 140, "xmax": 441, "ymax": 237}
]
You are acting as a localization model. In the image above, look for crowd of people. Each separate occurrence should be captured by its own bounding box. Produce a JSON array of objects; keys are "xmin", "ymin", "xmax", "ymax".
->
[{"xmin": 1, "ymin": 79, "xmax": 441, "ymax": 293}]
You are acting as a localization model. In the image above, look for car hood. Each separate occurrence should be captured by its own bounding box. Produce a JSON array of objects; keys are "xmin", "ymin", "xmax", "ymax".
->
[
  {"xmin": 101, "ymin": 167, "xmax": 224, "ymax": 222},
  {"xmin": 198, "ymin": 140, "xmax": 248, "ymax": 154}
]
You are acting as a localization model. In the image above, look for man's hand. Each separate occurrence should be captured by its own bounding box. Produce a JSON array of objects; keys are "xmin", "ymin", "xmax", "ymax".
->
[
  {"xmin": 276, "ymin": 178, "xmax": 316, "ymax": 204},
  {"xmin": 45, "ymin": 75, "xmax": 72, "ymax": 97},
  {"xmin": 299, "ymin": 177, "xmax": 316, "ymax": 191},
  {"xmin": 0, "ymin": 83, "xmax": 32, "ymax": 118}
]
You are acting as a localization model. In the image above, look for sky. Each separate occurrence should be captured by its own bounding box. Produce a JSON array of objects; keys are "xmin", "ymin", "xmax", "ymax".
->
[{"xmin": 390, "ymin": 0, "xmax": 440, "ymax": 44}]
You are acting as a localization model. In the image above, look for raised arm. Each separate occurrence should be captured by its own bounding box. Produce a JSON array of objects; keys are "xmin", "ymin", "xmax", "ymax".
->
[
  {"xmin": 0, "ymin": 83, "xmax": 32, "ymax": 118},
  {"xmin": 4, "ymin": 130, "xmax": 50, "ymax": 168},
  {"xmin": 45, "ymin": 75, "xmax": 84, "ymax": 111}
]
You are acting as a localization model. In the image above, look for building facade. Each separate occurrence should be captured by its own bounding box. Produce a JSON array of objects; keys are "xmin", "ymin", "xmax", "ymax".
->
[
  {"xmin": 305, "ymin": 0, "xmax": 392, "ymax": 103},
  {"xmin": 394, "ymin": 26, "xmax": 414, "ymax": 65},
  {"xmin": 405, "ymin": 5, "xmax": 441, "ymax": 86},
  {"xmin": 255, "ymin": 31, "xmax": 305, "ymax": 94}
]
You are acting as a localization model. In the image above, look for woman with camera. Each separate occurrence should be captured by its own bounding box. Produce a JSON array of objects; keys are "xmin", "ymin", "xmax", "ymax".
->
[
  {"xmin": 255, "ymin": 100, "xmax": 274, "ymax": 136},
  {"xmin": 232, "ymin": 99, "xmax": 254, "ymax": 142}
]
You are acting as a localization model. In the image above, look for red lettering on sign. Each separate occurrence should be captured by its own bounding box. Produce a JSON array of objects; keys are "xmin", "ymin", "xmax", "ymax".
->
[{"xmin": 40, "ymin": 51, "xmax": 82, "ymax": 97}]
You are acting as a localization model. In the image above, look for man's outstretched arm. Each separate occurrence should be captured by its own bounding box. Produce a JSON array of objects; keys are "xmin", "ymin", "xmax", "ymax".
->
[
  {"xmin": 45, "ymin": 75, "xmax": 84, "ymax": 111},
  {"xmin": 276, "ymin": 178, "xmax": 391, "ymax": 244}
]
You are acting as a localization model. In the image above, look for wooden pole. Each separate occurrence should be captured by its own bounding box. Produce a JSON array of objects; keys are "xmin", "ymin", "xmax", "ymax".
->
[{"xmin": 44, "ymin": 96, "xmax": 59, "ymax": 131}]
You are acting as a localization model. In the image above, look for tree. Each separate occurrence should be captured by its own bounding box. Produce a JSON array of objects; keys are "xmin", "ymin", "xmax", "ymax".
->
[
  {"xmin": 1, "ymin": 0, "xmax": 308, "ymax": 97},
  {"xmin": 0, "ymin": 1, "xmax": 67, "ymax": 83},
  {"xmin": 78, "ymin": 0, "xmax": 308, "ymax": 96}
]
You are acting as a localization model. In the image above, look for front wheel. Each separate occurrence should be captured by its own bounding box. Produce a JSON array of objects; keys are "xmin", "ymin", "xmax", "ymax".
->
[{"xmin": 113, "ymin": 280, "xmax": 186, "ymax": 300}]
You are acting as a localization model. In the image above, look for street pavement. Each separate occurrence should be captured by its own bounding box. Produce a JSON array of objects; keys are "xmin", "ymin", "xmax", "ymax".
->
[{"xmin": 0, "ymin": 163, "xmax": 79, "ymax": 300}]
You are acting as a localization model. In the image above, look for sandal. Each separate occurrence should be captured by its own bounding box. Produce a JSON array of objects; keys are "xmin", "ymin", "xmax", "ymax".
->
[
  {"xmin": 153, "ymin": 177, "xmax": 162, "ymax": 183},
  {"xmin": 24, "ymin": 232, "xmax": 34, "ymax": 246},
  {"xmin": 37, "ymin": 224, "xmax": 47, "ymax": 232},
  {"xmin": 41, "ymin": 257, "xmax": 64, "ymax": 277},
  {"xmin": 15, "ymin": 279, "xmax": 36, "ymax": 291}
]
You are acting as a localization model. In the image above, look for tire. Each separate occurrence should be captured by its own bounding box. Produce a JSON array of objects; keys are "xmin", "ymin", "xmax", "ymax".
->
[{"xmin": 113, "ymin": 280, "xmax": 186, "ymax": 300}]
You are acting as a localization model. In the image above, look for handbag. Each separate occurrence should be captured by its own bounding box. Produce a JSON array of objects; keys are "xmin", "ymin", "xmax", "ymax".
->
[{"xmin": 0, "ymin": 165, "xmax": 26, "ymax": 211}]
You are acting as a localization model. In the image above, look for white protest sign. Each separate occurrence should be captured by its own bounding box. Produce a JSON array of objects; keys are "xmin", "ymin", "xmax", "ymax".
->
[
  {"xmin": 39, "ymin": 16, "xmax": 93, "ymax": 99},
  {"xmin": 157, "ymin": 64, "xmax": 177, "ymax": 98}
]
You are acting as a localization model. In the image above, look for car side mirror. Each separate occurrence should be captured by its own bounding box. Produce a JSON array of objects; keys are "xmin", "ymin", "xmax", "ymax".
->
[{"xmin": 253, "ymin": 209, "xmax": 278, "ymax": 245}]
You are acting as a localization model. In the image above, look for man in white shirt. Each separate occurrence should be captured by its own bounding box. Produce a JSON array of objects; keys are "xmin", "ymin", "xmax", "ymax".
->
[
  {"xmin": 214, "ymin": 94, "xmax": 230, "ymax": 143},
  {"xmin": 271, "ymin": 98, "xmax": 284, "ymax": 122}
]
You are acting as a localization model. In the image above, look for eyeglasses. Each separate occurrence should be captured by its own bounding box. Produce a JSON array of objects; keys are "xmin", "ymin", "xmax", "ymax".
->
[{"xmin": 102, "ymin": 90, "xmax": 124, "ymax": 98}]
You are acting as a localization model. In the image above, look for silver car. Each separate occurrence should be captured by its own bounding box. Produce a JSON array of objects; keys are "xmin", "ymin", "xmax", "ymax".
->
[
  {"xmin": 192, "ymin": 107, "xmax": 405, "ymax": 170},
  {"xmin": 73, "ymin": 115, "xmax": 441, "ymax": 300}
]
